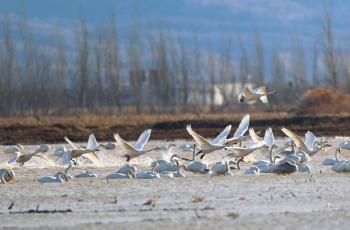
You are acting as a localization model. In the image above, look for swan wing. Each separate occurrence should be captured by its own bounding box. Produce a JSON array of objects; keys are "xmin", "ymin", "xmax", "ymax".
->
[
  {"xmin": 234, "ymin": 114, "xmax": 250, "ymax": 137},
  {"xmin": 304, "ymin": 131, "xmax": 316, "ymax": 150},
  {"xmin": 83, "ymin": 152, "xmax": 100, "ymax": 164},
  {"xmin": 32, "ymin": 154, "xmax": 50, "ymax": 162},
  {"xmin": 186, "ymin": 125, "xmax": 210, "ymax": 146},
  {"xmin": 281, "ymin": 128, "xmax": 307, "ymax": 149},
  {"xmin": 249, "ymin": 128, "xmax": 262, "ymax": 143},
  {"xmin": 264, "ymin": 128, "xmax": 275, "ymax": 147},
  {"xmin": 114, "ymin": 133, "xmax": 137, "ymax": 151},
  {"xmin": 243, "ymin": 87, "xmax": 254, "ymax": 97},
  {"xmin": 64, "ymin": 136, "xmax": 79, "ymax": 150},
  {"xmin": 211, "ymin": 125, "xmax": 232, "ymax": 145},
  {"xmin": 87, "ymin": 133, "xmax": 99, "ymax": 150},
  {"xmin": 134, "ymin": 129, "xmax": 151, "ymax": 151},
  {"xmin": 253, "ymin": 86, "xmax": 268, "ymax": 103}
]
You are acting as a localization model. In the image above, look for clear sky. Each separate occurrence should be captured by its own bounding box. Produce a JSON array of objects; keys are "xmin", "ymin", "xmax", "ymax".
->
[{"xmin": 0, "ymin": 0, "xmax": 349, "ymax": 72}]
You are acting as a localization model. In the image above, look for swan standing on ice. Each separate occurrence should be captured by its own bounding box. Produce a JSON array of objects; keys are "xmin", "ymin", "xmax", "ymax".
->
[
  {"xmin": 186, "ymin": 124, "xmax": 231, "ymax": 159},
  {"xmin": 238, "ymin": 86, "xmax": 276, "ymax": 104},
  {"xmin": 331, "ymin": 142, "xmax": 350, "ymax": 172},
  {"xmin": 64, "ymin": 134, "xmax": 101, "ymax": 164},
  {"xmin": 0, "ymin": 168, "xmax": 15, "ymax": 184},
  {"xmin": 114, "ymin": 129, "xmax": 161, "ymax": 162},
  {"xmin": 9, "ymin": 144, "xmax": 50, "ymax": 166},
  {"xmin": 37, "ymin": 171, "xmax": 69, "ymax": 183}
]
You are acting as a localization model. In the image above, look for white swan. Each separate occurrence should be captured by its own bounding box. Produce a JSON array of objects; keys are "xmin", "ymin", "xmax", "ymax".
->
[
  {"xmin": 64, "ymin": 134, "xmax": 100, "ymax": 164},
  {"xmin": 151, "ymin": 154, "xmax": 179, "ymax": 173},
  {"xmin": 186, "ymin": 124, "xmax": 231, "ymax": 159},
  {"xmin": 37, "ymin": 171, "xmax": 69, "ymax": 183},
  {"xmin": 180, "ymin": 144, "xmax": 209, "ymax": 174},
  {"xmin": 224, "ymin": 114, "xmax": 250, "ymax": 146},
  {"xmin": 281, "ymin": 128, "xmax": 330, "ymax": 158},
  {"xmin": 136, "ymin": 171, "xmax": 160, "ymax": 179},
  {"xmin": 225, "ymin": 142, "xmax": 267, "ymax": 162},
  {"xmin": 238, "ymin": 86, "xmax": 276, "ymax": 104},
  {"xmin": 114, "ymin": 129, "xmax": 161, "ymax": 162},
  {"xmin": 0, "ymin": 168, "xmax": 15, "ymax": 184},
  {"xmin": 304, "ymin": 131, "xmax": 330, "ymax": 155},
  {"xmin": 106, "ymin": 169, "xmax": 135, "ymax": 180},
  {"xmin": 331, "ymin": 145, "xmax": 350, "ymax": 172},
  {"xmin": 75, "ymin": 171, "xmax": 97, "ymax": 178},
  {"xmin": 323, "ymin": 157, "xmax": 337, "ymax": 166},
  {"xmin": 116, "ymin": 163, "xmax": 137, "ymax": 175},
  {"xmin": 211, "ymin": 160, "xmax": 235, "ymax": 176},
  {"xmin": 9, "ymin": 144, "xmax": 50, "ymax": 166}
]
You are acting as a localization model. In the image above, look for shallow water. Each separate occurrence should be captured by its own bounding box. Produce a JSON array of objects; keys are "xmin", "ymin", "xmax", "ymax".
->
[{"xmin": 1, "ymin": 137, "xmax": 350, "ymax": 229}]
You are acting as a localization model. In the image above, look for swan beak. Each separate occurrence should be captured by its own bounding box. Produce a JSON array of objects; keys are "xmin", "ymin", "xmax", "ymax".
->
[{"xmin": 95, "ymin": 148, "xmax": 101, "ymax": 152}]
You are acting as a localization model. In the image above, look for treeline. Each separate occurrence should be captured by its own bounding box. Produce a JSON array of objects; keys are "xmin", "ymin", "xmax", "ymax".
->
[{"xmin": 0, "ymin": 9, "xmax": 348, "ymax": 116}]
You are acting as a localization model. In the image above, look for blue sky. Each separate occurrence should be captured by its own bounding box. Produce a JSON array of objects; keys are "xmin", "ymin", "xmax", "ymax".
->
[{"xmin": 0, "ymin": 0, "xmax": 350, "ymax": 74}]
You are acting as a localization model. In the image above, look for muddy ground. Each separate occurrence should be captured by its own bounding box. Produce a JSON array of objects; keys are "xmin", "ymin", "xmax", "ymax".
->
[{"xmin": 0, "ymin": 114, "xmax": 349, "ymax": 144}]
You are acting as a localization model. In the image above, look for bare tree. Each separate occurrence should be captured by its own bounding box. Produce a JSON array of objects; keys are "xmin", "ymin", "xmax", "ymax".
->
[
  {"xmin": 291, "ymin": 38, "xmax": 308, "ymax": 91},
  {"xmin": 178, "ymin": 36, "xmax": 189, "ymax": 113},
  {"xmin": 207, "ymin": 46, "xmax": 216, "ymax": 112},
  {"xmin": 253, "ymin": 33, "xmax": 265, "ymax": 85},
  {"xmin": 322, "ymin": 2, "xmax": 338, "ymax": 88},
  {"xmin": 76, "ymin": 16, "xmax": 90, "ymax": 108},
  {"xmin": 311, "ymin": 44, "xmax": 319, "ymax": 87}
]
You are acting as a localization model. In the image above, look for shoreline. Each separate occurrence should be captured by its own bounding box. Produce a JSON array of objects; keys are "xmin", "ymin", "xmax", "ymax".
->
[{"xmin": 0, "ymin": 113, "xmax": 349, "ymax": 144}]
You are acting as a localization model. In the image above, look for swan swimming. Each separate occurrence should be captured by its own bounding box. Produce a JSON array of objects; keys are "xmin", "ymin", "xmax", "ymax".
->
[
  {"xmin": 114, "ymin": 129, "xmax": 161, "ymax": 162},
  {"xmin": 238, "ymin": 86, "xmax": 276, "ymax": 104}
]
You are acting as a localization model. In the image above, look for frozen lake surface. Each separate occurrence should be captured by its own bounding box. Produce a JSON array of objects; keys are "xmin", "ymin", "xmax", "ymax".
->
[{"xmin": 1, "ymin": 137, "xmax": 350, "ymax": 229}]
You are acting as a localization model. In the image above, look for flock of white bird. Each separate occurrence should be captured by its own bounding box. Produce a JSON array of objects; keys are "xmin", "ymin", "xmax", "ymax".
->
[{"xmin": 0, "ymin": 86, "xmax": 349, "ymax": 184}]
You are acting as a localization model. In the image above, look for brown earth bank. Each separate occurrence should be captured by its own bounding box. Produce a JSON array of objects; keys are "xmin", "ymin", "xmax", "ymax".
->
[{"xmin": 0, "ymin": 113, "xmax": 350, "ymax": 144}]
